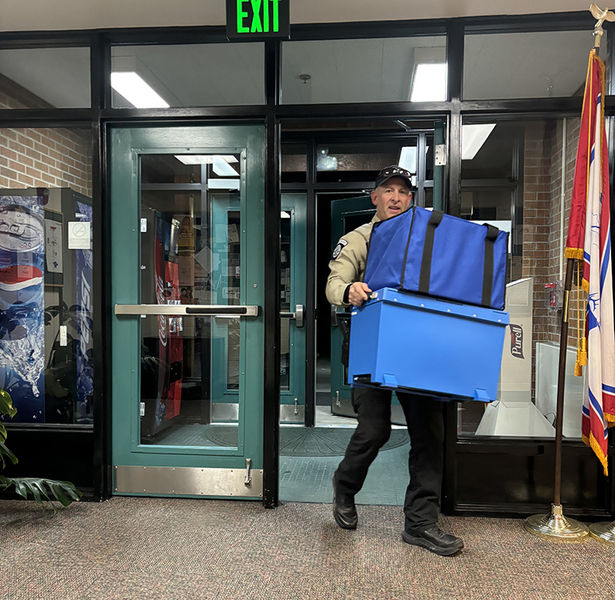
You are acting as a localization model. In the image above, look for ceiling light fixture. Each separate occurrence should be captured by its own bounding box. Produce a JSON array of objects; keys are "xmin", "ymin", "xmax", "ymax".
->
[
  {"xmin": 212, "ymin": 156, "xmax": 239, "ymax": 177},
  {"xmin": 410, "ymin": 63, "xmax": 447, "ymax": 102},
  {"xmin": 462, "ymin": 124, "xmax": 496, "ymax": 160},
  {"xmin": 174, "ymin": 155, "xmax": 238, "ymax": 166},
  {"xmin": 110, "ymin": 71, "xmax": 169, "ymax": 108}
]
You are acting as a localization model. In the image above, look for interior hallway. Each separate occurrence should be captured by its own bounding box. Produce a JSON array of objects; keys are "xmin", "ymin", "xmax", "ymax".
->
[{"xmin": 1, "ymin": 497, "xmax": 613, "ymax": 600}]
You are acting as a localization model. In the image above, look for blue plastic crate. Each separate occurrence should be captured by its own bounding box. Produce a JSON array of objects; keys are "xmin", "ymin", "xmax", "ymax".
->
[{"xmin": 347, "ymin": 288, "xmax": 509, "ymax": 402}]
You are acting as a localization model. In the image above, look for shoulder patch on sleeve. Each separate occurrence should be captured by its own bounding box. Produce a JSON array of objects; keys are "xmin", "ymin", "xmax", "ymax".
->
[{"xmin": 332, "ymin": 239, "xmax": 348, "ymax": 260}]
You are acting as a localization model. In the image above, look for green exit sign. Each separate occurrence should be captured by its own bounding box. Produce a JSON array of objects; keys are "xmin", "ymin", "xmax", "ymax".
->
[{"xmin": 226, "ymin": 0, "xmax": 290, "ymax": 39}]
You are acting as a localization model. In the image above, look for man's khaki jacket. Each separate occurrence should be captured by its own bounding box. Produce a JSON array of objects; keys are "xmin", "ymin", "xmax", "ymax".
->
[{"xmin": 325, "ymin": 214, "xmax": 380, "ymax": 306}]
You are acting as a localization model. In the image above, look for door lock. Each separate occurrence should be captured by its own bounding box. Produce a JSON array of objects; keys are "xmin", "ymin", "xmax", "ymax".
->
[{"xmin": 280, "ymin": 304, "xmax": 304, "ymax": 328}]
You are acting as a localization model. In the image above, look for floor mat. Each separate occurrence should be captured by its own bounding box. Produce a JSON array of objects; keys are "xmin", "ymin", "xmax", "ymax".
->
[
  {"xmin": 157, "ymin": 424, "xmax": 408, "ymax": 457},
  {"xmin": 279, "ymin": 443, "xmax": 410, "ymax": 505},
  {"xmin": 154, "ymin": 422, "xmax": 409, "ymax": 505},
  {"xmin": 279, "ymin": 427, "xmax": 407, "ymax": 457}
]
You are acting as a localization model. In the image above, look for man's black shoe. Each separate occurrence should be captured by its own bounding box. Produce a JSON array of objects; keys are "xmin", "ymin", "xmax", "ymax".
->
[
  {"xmin": 402, "ymin": 525, "xmax": 464, "ymax": 556},
  {"xmin": 332, "ymin": 473, "xmax": 357, "ymax": 530}
]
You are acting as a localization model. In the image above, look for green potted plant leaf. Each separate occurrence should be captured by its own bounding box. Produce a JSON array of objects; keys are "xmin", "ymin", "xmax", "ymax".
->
[{"xmin": 0, "ymin": 389, "xmax": 81, "ymax": 509}]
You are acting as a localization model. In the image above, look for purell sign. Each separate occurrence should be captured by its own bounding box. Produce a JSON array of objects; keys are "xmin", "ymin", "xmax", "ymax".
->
[{"xmin": 509, "ymin": 324, "xmax": 524, "ymax": 359}]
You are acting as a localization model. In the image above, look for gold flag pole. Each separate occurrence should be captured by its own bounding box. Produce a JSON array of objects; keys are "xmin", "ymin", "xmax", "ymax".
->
[
  {"xmin": 523, "ymin": 255, "xmax": 588, "ymax": 540},
  {"xmin": 524, "ymin": 4, "xmax": 615, "ymax": 541},
  {"xmin": 585, "ymin": 3, "xmax": 615, "ymax": 546}
]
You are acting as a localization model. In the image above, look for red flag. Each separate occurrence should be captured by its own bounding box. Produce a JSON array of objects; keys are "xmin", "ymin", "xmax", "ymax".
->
[{"xmin": 566, "ymin": 51, "xmax": 609, "ymax": 271}]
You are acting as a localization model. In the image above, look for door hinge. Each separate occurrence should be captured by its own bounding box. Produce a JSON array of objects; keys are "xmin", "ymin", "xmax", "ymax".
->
[
  {"xmin": 294, "ymin": 397, "xmax": 299, "ymax": 415},
  {"xmin": 244, "ymin": 458, "xmax": 252, "ymax": 486},
  {"xmin": 335, "ymin": 390, "xmax": 341, "ymax": 407},
  {"xmin": 140, "ymin": 402, "xmax": 145, "ymax": 416},
  {"xmin": 435, "ymin": 144, "xmax": 447, "ymax": 166}
]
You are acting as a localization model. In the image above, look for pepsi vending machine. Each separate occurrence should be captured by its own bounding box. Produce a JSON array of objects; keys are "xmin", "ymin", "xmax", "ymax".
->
[{"xmin": 0, "ymin": 188, "xmax": 94, "ymax": 424}]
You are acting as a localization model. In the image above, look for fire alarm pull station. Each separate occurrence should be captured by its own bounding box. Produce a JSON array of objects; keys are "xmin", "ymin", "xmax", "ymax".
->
[{"xmin": 544, "ymin": 281, "xmax": 561, "ymax": 311}]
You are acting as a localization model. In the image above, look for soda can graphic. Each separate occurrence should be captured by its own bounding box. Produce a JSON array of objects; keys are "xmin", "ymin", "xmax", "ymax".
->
[
  {"xmin": 0, "ymin": 196, "xmax": 45, "ymax": 422},
  {"xmin": 0, "ymin": 205, "xmax": 44, "ymax": 253}
]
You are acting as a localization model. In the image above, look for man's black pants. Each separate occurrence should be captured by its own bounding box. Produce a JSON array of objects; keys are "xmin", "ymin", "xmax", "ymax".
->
[{"xmin": 334, "ymin": 386, "xmax": 445, "ymax": 532}]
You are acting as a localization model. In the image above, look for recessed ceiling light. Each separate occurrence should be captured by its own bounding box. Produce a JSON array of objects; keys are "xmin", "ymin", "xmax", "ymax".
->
[
  {"xmin": 462, "ymin": 124, "xmax": 496, "ymax": 160},
  {"xmin": 175, "ymin": 155, "xmax": 238, "ymax": 165},
  {"xmin": 410, "ymin": 64, "xmax": 447, "ymax": 102},
  {"xmin": 212, "ymin": 156, "xmax": 239, "ymax": 177},
  {"xmin": 110, "ymin": 72, "xmax": 169, "ymax": 108}
]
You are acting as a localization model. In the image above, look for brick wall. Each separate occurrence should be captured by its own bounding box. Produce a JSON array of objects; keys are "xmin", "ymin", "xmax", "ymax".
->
[
  {"xmin": 522, "ymin": 120, "xmax": 553, "ymax": 337},
  {"xmin": 546, "ymin": 118, "xmax": 584, "ymax": 348},
  {"xmin": 522, "ymin": 117, "xmax": 585, "ymax": 390},
  {"xmin": 0, "ymin": 93, "xmax": 92, "ymax": 198}
]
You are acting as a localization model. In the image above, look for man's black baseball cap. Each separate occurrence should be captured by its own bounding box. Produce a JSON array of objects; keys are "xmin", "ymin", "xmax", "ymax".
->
[{"xmin": 374, "ymin": 165, "xmax": 413, "ymax": 190}]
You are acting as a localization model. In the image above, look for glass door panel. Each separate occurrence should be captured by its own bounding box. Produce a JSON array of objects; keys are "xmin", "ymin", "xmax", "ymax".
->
[
  {"xmin": 280, "ymin": 212, "xmax": 292, "ymax": 393},
  {"xmin": 279, "ymin": 194, "xmax": 306, "ymax": 423},
  {"xmin": 139, "ymin": 315, "xmax": 238, "ymax": 449},
  {"xmin": 138, "ymin": 170, "xmax": 242, "ymax": 448},
  {"xmin": 211, "ymin": 199, "xmax": 242, "ymax": 419}
]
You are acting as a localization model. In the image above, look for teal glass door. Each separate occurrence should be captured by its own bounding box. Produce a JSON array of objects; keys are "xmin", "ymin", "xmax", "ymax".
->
[
  {"xmin": 207, "ymin": 192, "xmax": 306, "ymax": 425},
  {"xmin": 110, "ymin": 125, "xmax": 265, "ymax": 499},
  {"xmin": 279, "ymin": 194, "xmax": 306, "ymax": 423},
  {"xmin": 329, "ymin": 196, "xmax": 375, "ymax": 418},
  {"xmin": 210, "ymin": 195, "xmax": 241, "ymax": 419},
  {"xmin": 329, "ymin": 196, "xmax": 410, "ymax": 426}
]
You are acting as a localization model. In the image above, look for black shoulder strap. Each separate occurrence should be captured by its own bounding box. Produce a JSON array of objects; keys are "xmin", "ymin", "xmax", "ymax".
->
[
  {"xmin": 481, "ymin": 224, "xmax": 499, "ymax": 307},
  {"xmin": 418, "ymin": 210, "xmax": 444, "ymax": 294},
  {"xmin": 399, "ymin": 207, "xmax": 416, "ymax": 289}
]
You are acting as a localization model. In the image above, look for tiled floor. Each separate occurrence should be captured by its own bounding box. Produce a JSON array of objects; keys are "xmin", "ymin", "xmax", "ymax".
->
[
  {"xmin": 279, "ymin": 400, "xmax": 410, "ymax": 505},
  {"xmin": 280, "ymin": 406, "xmax": 409, "ymax": 505},
  {"xmin": 153, "ymin": 401, "xmax": 409, "ymax": 506},
  {"xmin": 279, "ymin": 442, "xmax": 409, "ymax": 505}
]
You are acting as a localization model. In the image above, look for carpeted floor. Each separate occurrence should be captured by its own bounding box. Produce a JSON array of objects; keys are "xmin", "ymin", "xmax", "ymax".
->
[{"xmin": 0, "ymin": 497, "xmax": 613, "ymax": 600}]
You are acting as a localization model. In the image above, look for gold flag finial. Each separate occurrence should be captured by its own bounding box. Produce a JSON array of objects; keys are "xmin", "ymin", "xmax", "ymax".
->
[{"xmin": 590, "ymin": 4, "xmax": 615, "ymax": 48}]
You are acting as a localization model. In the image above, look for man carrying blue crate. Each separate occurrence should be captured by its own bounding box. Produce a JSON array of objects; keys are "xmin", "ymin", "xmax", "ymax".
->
[{"xmin": 326, "ymin": 165, "xmax": 464, "ymax": 557}]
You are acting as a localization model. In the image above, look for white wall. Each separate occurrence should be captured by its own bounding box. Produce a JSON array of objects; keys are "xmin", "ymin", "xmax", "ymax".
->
[{"xmin": 0, "ymin": 0, "xmax": 590, "ymax": 33}]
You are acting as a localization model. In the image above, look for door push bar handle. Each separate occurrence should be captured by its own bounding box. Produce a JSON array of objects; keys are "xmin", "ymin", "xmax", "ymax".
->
[
  {"xmin": 330, "ymin": 305, "xmax": 338, "ymax": 327},
  {"xmin": 114, "ymin": 304, "xmax": 259, "ymax": 317},
  {"xmin": 280, "ymin": 304, "xmax": 304, "ymax": 328},
  {"xmin": 186, "ymin": 306, "xmax": 259, "ymax": 316},
  {"xmin": 331, "ymin": 305, "xmax": 352, "ymax": 327}
]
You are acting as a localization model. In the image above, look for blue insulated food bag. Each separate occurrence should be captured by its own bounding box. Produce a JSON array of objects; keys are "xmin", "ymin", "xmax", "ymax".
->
[{"xmin": 363, "ymin": 206, "xmax": 508, "ymax": 310}]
